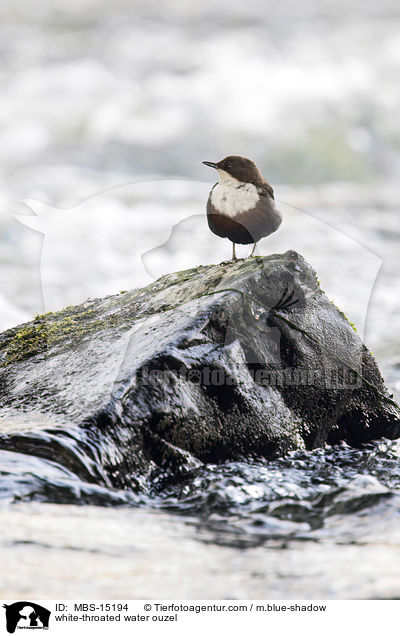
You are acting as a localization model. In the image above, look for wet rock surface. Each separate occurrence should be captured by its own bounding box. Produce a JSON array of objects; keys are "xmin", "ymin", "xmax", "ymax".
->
[{"xmin": 0, "ymin": 251, "xmax": 399, "ymax": 493}]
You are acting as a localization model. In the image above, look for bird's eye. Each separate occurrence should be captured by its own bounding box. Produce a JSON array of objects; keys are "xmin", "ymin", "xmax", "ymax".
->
[{"xmin": 226, "ymin": 161, "xmax": 232, "ymax": 169}]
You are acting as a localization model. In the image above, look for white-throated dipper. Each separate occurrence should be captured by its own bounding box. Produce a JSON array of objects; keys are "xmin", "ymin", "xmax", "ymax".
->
[{"xmin": 203, "ymin": 155, "xmax": 282, "ymax": 260}]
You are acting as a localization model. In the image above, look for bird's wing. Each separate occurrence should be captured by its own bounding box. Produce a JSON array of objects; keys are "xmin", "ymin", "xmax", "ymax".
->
[{"xmin": 258, "ymin": 181, "xmax": 274, "ymax": 200}]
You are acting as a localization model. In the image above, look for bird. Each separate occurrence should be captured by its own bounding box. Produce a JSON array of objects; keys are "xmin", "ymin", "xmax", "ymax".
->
[{"xmin": 203, "ymin": 155, "xmax": 282, "ymax": 260}]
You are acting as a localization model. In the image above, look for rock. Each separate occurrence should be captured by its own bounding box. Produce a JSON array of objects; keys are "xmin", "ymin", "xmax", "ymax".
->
[{"xmin": 0, "ymin": 251, "xmax": 399, "ymax": 490}]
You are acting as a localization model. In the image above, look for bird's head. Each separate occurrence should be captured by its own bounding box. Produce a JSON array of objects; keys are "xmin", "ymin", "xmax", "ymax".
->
[{"xmin": 203, "ymin": 155, "xmax": 263, "ymax": 185}]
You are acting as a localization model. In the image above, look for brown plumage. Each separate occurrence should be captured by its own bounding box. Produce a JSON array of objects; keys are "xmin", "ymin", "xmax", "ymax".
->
[{"xmin": 203, "ymin": 155, "xmax": 282, "ymax": 259}]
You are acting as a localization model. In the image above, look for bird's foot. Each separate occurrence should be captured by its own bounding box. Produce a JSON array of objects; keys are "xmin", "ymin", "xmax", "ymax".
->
[{"xmin": 249, "ymin": 242, "xmax": 257, "ymax": 257}]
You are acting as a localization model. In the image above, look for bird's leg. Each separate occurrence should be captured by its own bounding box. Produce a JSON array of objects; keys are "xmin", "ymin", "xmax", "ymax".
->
[
  {"xmin": 232, "ymin": 242, "xmax": 237, "ymax": 260},
  {"xmin": 249, "ymin": 242, "xmax": 257, "ymax": 257}
]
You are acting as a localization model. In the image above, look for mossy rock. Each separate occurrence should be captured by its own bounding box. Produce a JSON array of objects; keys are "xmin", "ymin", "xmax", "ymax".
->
[{"xmin": 0, "ymin": 251, "xmax": 399, "ymax": 489}]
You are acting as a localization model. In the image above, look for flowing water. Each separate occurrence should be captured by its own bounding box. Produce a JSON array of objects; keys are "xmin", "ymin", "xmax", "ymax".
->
[{"xmin": 0, "ymin": 0, "xmax": 399, "ymax": 598}]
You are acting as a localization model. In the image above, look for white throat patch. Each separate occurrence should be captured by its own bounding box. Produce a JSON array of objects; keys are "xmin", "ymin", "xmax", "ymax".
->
[{"xmin": 210, "ymin": 169, "xmax": 260, "ymax": 217}]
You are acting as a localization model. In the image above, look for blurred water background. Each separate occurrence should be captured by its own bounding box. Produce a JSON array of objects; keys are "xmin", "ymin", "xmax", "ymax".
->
[{"xmin": 0, "ymin": 0, "xmax": 400, "ymax": 598}]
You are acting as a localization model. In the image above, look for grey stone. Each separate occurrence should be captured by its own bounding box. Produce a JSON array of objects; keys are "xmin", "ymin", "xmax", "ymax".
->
[{"xmin": 0, "ymin": 251, "xmax": 399, "ymax": 490}]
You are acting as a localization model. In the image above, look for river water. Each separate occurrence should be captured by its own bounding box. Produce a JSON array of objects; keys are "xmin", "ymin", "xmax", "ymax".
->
[{"xmin": 0, "ymin": 0, "xmax": 399, "ymax": 599}]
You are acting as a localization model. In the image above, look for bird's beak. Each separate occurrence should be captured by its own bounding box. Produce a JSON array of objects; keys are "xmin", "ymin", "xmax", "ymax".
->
[{"xmin": 202, "ymin": 161, "xmax": 218, "ymax": 169}]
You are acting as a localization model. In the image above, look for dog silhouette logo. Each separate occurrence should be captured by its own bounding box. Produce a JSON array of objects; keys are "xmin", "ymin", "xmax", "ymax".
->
[{"xmin": 2, "ymin": 602, "xmax": 51, "ymax": 633}]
